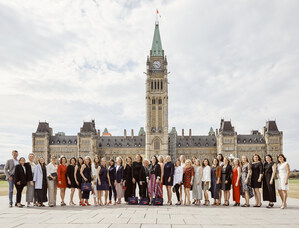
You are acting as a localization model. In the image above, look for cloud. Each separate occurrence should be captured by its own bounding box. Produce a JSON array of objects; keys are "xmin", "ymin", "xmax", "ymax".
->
[{"xmin": 0, "ymin": 0, "xmax": 298, "ymax": 169}]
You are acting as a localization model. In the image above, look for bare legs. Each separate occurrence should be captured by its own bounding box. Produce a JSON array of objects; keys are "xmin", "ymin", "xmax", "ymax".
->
[
  {"xmin": 70, "ymin": 188, "xmax": 75, "ymax": 205},
  {"xmin": 253, "ymin": 188, "xmax": 261, "ymax": 206},
  {"xmin": 219, "ymin": 190, "xmax": 222, "ymax": 204},
  {"xmin": 203, "ymin": 189, "xmax": 209, "ymax": 205},
  {"xmin": 78, "ymin": 188, "xmax": 82, "ymax": 203},
  {"xmin": 278, "ymin": 190, "xmax": 288, "ymax": 209},
  {"xmin": 184, "ymin": 188, "xmax": 191, "ymax": 205},
  {"xmin": 166, "ymin": 186, "xmax": 172, "ymax": 204},
  {"xmin": 244, "ymin": 191, "xmax": 249, "ymax": 205},
  {"xmin": 60, "ymin": 188, "xmax": 66, "ymax": 205},
  {"xmin": 97, "ymin": 190, "xmax": 103, "ymax": 205},
  {"xmin": 179, "ymin": 185, "xmax": 183, "ymax": 202},
  {"xmin": 98, "ymin": 191, "xmax": 108, "ymax": 205}
]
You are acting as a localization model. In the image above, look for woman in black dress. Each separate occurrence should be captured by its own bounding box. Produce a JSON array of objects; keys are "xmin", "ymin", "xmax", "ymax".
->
[
  {"xmin": 66, "ymin": 157, "xmax": 77, "ymax": 206},
  {"xmin": 221, "ymin": 157, "xmax": 232, "ymax": 206},
  {"xmin": 14, "ymin": 157, "xmax": 27, "ymax": 207},
  {"xmin": 132, "ymin": 154, "xmax": 143, "ymax": 197},
  {"xmin": 123, "ymin": 157, "xmax": 133, "ymax": 202},
  {"xmin": 163, "ymin": 155, "xmax": 174, "ymax": 205},
  {"xmin": 108, "ymin": 159, "xmax": 117, "ymax": 205},
  {"xmin": 74, "ymin": 157, "xmax": 84, "ymax": 206},
  {"xmin": 263, "ymin": 154, "xmax": 276, "ymax": 208},
  {"xmin": 251, "ymin": 154, "xmax": 263, "ymax": 207},
  {"xmin": 80, "ymin": 156, "xmax": 92, "ymax": 206}
]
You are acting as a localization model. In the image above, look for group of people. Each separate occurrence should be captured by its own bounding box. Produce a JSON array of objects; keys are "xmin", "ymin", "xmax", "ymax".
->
[{"xmin": 4, "ymin": 150, "xmax": 290, "ymax": 209}]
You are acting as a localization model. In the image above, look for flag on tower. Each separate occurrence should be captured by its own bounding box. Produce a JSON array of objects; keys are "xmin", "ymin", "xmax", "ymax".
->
[{"xmin": 156, "ymin": 8, "xmax": 161, "ymax": 18}]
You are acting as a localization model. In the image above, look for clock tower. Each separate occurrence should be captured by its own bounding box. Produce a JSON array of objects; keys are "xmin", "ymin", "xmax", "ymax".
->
[{"xmin": 145, "ymin": 21, "xmax": 169, "ymax": 159}]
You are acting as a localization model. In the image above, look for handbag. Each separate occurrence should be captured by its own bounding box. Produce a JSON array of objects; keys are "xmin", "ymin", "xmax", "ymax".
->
[
  {"xmin": 152, "ymin": 197, "xmax": 163, "ymax": 206},
  {"xmin": 139, "ymin": 197, "xmax": 149, "ymax": 205},
  {"xmin": 81, "ymin": 182, "xmax": 92, "ymax": 192},
  {"xmin": 128, "ymin": 196, "xmax": 138, "ymax": 205},
  {"xmin": 48, "ymin": 172, "xmax": 57, "ymax": 180}
]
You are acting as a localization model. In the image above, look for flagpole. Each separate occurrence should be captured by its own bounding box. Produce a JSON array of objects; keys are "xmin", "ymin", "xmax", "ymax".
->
[{"xmin": 156, "ymin": 9, "xmax": 158, "ymax": 24}]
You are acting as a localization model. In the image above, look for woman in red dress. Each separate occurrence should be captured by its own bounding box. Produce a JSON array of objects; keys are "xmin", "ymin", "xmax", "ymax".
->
[
  {"xmin": 183, "ymin": 159, "xmax": 194, "ymax": 205},
  {"xmin": 57, "ymin": 156, "xmax": 68, "ymax": 206},
  {"xmin": 232, "ymin": 158, "xmax": 241, "ymax": 206}
]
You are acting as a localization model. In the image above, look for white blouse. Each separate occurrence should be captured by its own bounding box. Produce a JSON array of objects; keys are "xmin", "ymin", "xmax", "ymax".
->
[
  {"xmin": 30, "ymin": 162, "xmax": 37, "ymax": 174},
  {"xmin": 173, "ymin": 166, "xmax": 183, "ymax": 185},
  {"xmin": 202, "ymin": 166, "xmax": 211, "ymax": 182},
  {"xmin": 46, "ymin": 163, "xmax": 57, "ymax": 177}
]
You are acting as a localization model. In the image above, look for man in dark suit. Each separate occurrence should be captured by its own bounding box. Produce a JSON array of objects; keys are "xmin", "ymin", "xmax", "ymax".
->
[{"xmin": 4, "ymin": 150, "xmax": 19, "ymax": 207}]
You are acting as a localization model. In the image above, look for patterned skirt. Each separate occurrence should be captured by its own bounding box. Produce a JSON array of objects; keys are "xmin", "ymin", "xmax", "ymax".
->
[{"xmin": 148, "ymin": 174, "xmax": 162, "ymax": 198}]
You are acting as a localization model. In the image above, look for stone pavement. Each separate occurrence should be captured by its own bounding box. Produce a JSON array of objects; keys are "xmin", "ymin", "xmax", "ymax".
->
[{"xmin": 0, "ymin": 188, "xmax": 298, "ymax": 228}]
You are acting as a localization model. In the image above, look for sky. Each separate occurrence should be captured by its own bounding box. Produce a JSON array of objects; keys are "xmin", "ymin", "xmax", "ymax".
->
[{"xmin": 0, "ymin": 0, "xmax": 298, "ymax": 169}]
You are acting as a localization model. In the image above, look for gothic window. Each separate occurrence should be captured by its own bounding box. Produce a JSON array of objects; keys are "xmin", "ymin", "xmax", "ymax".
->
[
  {"xmin": 158, "ymin": 99, "xmax": 162, "ymax": 104},
  {"xmin": 154, "ymin": 140, "xmax": 160, "ymax": 150},
  {"xmin": 152, "ymin": 99, "xmax": 155, "ymax": 105},
  {"xmin": 161, "ymin": 80, "xmax": 163, "ymax": 90},
  {"xmin": 151, "ymin": 81, "xmax": 153, "ymax": 90},
  {"xmin": 157, "ymin": 80, "xmax": 159, "ymax": 90},
  {"xmin": 154, "ymin": 81, "xmax": 157, "ymax": 90}
]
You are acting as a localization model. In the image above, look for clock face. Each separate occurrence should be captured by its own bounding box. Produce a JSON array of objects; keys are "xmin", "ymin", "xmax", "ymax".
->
[{"xmin": 153, "ymin": 61, "xmax": 161, "ymax": 69}]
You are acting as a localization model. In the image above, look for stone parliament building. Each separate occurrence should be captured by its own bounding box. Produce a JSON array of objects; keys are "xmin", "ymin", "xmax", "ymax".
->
[{"xmin": 32, "ymin": 22, "xmax": 283, "ymax": 163}]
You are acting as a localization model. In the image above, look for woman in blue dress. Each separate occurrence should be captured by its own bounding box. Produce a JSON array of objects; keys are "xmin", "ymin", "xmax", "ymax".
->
[{"xmin": 97, "ymin": 157, "xmax": 111, "ymax": 205}]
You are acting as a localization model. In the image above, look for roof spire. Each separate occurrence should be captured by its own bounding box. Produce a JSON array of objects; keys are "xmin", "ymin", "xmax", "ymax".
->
[{"xmin": 151, "ymin": 15, "xmax": 163, "ymax": 56}]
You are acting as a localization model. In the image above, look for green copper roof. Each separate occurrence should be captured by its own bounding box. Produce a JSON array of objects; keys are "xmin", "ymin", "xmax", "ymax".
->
[
  {"xmin": 103, "ymin": 128, "xmax": 108, "ymax": 133},
  {"xmin": 138, "ymin": 127, "xmax": 145, "ymax": 136},
  {"xmin": 209, "ymin": 127, "xmax": 215, "ymax": 136},
  {"xmin": 151, "ymin": 22, "xmax": 163, "ymax": 56}
]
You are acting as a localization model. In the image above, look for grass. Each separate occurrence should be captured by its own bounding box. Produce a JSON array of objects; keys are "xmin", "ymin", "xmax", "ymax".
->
[
  {"xmin": 0, "ymin": 179, "xmax": 298, "ymax": 198},
  {"xmin": 288, "ymin": 178, "xmax": 299, "ymax": 199}
]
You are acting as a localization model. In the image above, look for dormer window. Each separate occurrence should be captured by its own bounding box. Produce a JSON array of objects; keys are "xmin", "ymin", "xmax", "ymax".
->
[
  {"xmin": 57, "ymin": 140, "xmax": 60, "ymax": 144},
  {"xmin": 68, "ymin": 140, "xmax": 72, "ymax": 144}
]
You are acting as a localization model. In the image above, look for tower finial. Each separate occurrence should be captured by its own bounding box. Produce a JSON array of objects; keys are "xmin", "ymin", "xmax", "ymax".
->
[{"xmin": 156, "ymin": 9, "xmax": 160, "ymax": 24}]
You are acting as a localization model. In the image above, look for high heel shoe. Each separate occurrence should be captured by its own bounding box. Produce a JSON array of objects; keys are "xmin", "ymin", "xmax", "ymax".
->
[{"xmin": 80, "ymin": 201, "xmax": 86, "ymax": 206}]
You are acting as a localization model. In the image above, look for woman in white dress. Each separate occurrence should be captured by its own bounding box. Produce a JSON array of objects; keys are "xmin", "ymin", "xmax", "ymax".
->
[
  {"xmin": 92, "ymin": 155, "xmax": 100, "ymax": 206},
  {"xmin": 276, "ymin": 154, "xmax": 290, "ymax": 209},
  {"xmin": 202, "ymin": 159, "xmax": 211, "ymax": 206}
]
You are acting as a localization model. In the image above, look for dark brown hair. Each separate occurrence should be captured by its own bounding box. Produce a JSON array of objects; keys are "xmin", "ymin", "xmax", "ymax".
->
[
  {"xmin": 252, "ymin": 154, "xmax": 261, "ymax": 162},
  {"xmin": 60, "ymin": 156, "xmax": 67, "ymax": 164},
  {"xmin": 213, "ymin": 158, "xmax": 219, "ymax": 166},
  {"xmin": 202, "ymin": 158, "xmax": 210, "ymax": 167},
  {"xmin": 277, "ymin": 154, "xmax": 286, "ymax": 163}
]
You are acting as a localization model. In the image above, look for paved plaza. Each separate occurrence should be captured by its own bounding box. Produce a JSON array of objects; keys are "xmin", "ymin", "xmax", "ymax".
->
[{"xmin": 0, "ymin": 189, "xmax": 298, "ymax": 228}]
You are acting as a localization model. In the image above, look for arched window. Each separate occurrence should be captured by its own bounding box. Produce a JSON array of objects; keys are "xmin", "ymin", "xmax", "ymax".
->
[
  {"xmin": 157, "ymin": 80, "xmax": 159, "ymax": 90},
  {"xmin": 154, "ymin": 140, "xmax": 160, "ymax": 150},
  {"xmin": 158, "ymin": 99, "xmax": 162, "ymax": 104},
  {"xmin": 154, "ymin": 81, "xmax": 157, "ymax": 90},
  {"xmin": 152, "ymin": 98, "xmax": 155, "ymax": 105},
  {"xmin": 161, "ymin": 80, "xmax": 163, "ymax": 90},
  {"xmin": 151, "ymin": 81, "xmax": 153, "ymax": 90}
]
